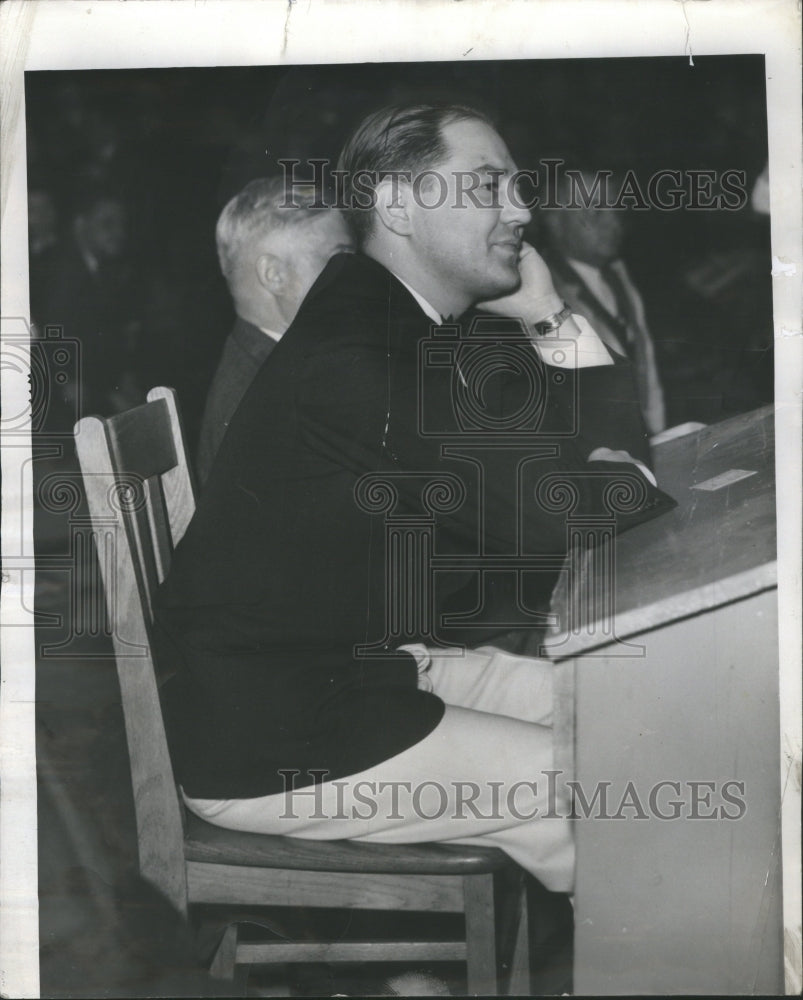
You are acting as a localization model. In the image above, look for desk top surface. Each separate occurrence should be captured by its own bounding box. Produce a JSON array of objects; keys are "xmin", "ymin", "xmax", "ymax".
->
[{"xmin": 549, "ymin": 405, "xmax": 777, "ymax": 657}]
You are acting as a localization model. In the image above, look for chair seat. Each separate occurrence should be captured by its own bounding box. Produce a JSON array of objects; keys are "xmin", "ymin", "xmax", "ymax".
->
[{"xmin": 184, "ymin": 811, "xmax": 512, "ymax": 875}]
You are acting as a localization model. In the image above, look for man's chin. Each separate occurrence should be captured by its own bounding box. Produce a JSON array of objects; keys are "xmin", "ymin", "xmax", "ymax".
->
[{"xmin": 481, "ymin": 271, "xmax": 522, "ymax": 302}]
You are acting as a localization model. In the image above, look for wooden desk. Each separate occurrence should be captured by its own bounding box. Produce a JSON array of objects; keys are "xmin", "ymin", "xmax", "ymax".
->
[{"xmin": 547, "ymin": 406, "xmax": 783, "ymax": 994}]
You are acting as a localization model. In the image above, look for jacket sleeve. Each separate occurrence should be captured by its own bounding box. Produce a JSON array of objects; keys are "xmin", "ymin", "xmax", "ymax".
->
[{"xmin": 297, "ymin": 322, "xmax": 676, "ymax": 558}]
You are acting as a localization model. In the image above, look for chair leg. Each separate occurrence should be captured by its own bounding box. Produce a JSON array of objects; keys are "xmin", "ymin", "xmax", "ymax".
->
[
  {"xmin": 209, "ymin": 922, "xmax": 238, "ymax": 979},
  {"xmin": 506, "ymin": 884, "xmax": 531, "ymax": 996},
  {"xmin": 493, "ymin": 868, "xmax": 531, "ymax": 996},
  {"xmin": 464, "ymin": 872, "xmax": 498, "ymax": 996}
]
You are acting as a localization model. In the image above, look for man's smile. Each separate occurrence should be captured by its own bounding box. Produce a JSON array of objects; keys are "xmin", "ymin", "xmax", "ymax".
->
[{"xmin": 490, "ymin": 240, "xmax": 522, "ymax": 260}]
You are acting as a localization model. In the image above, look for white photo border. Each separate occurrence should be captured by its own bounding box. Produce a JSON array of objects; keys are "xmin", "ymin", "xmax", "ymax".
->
[{"xmin": 1, "ymin": 1, "xmax": 800, "ymax": 996}]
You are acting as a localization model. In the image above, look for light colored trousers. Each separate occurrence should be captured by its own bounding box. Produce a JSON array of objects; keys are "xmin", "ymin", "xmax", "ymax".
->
[{"xmin": 184, "ymin": 645, "xmax": 575, "ymax": 893}]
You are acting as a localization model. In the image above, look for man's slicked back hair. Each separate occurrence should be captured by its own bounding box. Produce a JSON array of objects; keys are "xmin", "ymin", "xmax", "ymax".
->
[
  {"xmin": 336, "ymin": 102, "xmax": 494, "ymax": 244},
  {"xmin": 216, "ymin": 175, "xmax": 323, "ymax": 287}
]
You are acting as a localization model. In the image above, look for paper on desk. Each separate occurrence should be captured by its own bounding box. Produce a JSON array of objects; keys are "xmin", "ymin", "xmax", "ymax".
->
[{"xmin": 690, "ymin": 468, "xmax": 758, "ymax": 491}]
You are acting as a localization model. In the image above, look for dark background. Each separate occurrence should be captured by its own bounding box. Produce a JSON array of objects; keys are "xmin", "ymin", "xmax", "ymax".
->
[{"xmin": 26, "ymin": 56, "xmax": 772, "ymax": 447}]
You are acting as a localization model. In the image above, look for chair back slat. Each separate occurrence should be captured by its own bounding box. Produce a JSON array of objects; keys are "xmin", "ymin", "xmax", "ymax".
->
[
  {"xmin": 73, "ymin": 387, "xmax": 197, "ymax": 915},
  {"xmin": 147, "ymin": 386, "xmax": 196, "ymax": 547},
  {"xmin": 144, "ymin": 476, "xmax": 172, "ymax": 591},
  {"xmin": 105, "ymin": 397, "xmax": 179, "ymax": 480}
]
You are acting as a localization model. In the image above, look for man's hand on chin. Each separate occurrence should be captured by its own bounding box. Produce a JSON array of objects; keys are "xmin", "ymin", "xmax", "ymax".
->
[
  {"xmin": 478, "ymin": 242, "xmax": 565, "ymax": 325},
  {"xmin": 478, "ymin": 241, "xmax": 612, "ymax": 367}
]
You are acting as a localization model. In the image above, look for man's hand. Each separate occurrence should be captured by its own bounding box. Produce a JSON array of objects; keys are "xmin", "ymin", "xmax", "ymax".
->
[{"xmin": 477, "ymin": 242, "xmax": 564, "ymax": 323}]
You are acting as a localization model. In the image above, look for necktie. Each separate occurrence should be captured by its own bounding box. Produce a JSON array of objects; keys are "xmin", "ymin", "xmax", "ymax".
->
[
  {"xmin": 600, "ymin": 263, "xmax": 637, "ymax": 356},
  {"xmin": 601, "ymin": 262, "xmax": 654, "ymax": 425}
]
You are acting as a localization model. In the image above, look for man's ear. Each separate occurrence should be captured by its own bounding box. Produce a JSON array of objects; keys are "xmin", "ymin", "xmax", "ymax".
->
[
  {"xmin": 256, "ymin": 253, "xmax": 285, "ymax": 294},
  {"xmin": 373, "ymin": 175, "xmax": 413, "ymax": 237}
]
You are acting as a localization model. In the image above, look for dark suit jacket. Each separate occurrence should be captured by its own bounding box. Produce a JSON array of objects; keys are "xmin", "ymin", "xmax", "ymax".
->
[
  {"xmin": 156, "ymin": 252, "xmax": 675, "ymax": 799},
  {"xmin": 196, "ymin": 316, "xmax": 277, "ymax": 484}
]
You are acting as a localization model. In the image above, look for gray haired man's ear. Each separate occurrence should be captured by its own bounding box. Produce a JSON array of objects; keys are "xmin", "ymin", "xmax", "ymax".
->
[{"xmin": 256, "ymin": 252, "xmax": 286, "ymax": 295}]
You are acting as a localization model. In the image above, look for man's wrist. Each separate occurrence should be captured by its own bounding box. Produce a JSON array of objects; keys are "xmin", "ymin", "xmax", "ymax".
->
[
  {"xmin": 525, "ymin": 291, "xmax": 565, "ymax": 324},
  {"xmin": 531, "ymin": 302, "xmax": 573, "ymax": 337}
]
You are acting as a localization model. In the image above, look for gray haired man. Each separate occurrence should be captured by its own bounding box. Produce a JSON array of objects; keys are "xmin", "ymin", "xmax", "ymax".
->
[{"xmin": 197, "ymin": 177, "xmax": 353, "ymax": 482}]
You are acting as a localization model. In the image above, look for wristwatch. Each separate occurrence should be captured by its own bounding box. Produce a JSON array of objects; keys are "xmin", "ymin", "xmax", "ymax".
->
[{"xmin": 533, "ymin": 302, "xmax": 573, "ymax": 336}]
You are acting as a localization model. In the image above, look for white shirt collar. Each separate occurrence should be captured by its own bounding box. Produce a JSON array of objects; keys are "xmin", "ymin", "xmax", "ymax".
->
[
  {"xmin": 258, "ymin": 326, "xmax": 282, "ymax": 343},
  {"xmin": 392, "ymin": 273, "xmax": 444, "ymax": 325},
  {"xmin": 567, "ymin": 257, "xmax": 602, "ymax": 282}
]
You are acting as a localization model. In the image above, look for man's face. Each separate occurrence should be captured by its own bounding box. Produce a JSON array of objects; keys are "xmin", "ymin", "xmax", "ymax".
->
[
  {"xmin": 81, "ymin": 199, "xmax": 127, "ymax": 260},
  {"xmin": 407, "ymin": 118, "xmax": 532, "ymax": 310},
  {"xmin": 551, "ymin": 204, "xmax": 624, "ymax": 268},
  {"xmin": 277, "ymin": 210, "xmax": 355, "ymax": 314}
]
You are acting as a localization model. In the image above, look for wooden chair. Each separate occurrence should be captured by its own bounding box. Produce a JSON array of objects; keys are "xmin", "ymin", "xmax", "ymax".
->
[{"xmin": 73, "ymin": 387, "xmax": 533, "ymax": 995}]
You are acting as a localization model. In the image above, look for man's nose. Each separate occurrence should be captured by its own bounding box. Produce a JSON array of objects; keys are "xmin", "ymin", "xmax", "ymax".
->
[{"xmin": 499, "ymin": 178, "xmax": 532, "ymax": 227}]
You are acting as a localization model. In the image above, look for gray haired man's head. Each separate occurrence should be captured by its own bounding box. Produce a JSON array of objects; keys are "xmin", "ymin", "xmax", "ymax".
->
[{"xmin": 216, "ymin": 176, "xmax": 354, "ymax": 332}]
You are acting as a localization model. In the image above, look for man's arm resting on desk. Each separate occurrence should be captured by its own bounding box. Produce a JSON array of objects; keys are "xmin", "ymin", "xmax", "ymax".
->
[{"xmin": 298, "ymin": 345, "xmax": 674, "ymax": 554}]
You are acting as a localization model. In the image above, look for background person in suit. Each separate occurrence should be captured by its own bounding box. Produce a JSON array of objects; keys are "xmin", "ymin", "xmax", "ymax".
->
[
  {"xmin": 538, "ymin": 170, "xmax": 667, "ymax": 435},
  {"xmin": 39, "ymin": 185, "xmax": 143, "ymax": 421},
  {"xmin": 196, "ymin": 177, "xmax": 354, "ymax": 483},
  {"xmin": 156, "ymin": 104, "xmax": 674, "ymax": 893}
]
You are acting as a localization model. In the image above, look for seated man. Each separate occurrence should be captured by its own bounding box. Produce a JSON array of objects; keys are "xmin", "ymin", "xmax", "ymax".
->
[
  {"xmin": 539, "ymin": 169, "xmax": 667, "ymax": 435},
  {"xmin": 197, "ymin": 177, "xmax": 354, "ymax": 482},
  {"xmin": 156, "ymin": 104, "xmax": 674, "ymax": 894}
]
